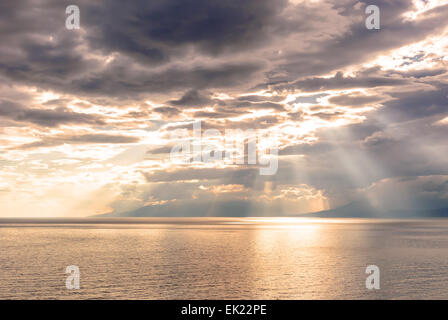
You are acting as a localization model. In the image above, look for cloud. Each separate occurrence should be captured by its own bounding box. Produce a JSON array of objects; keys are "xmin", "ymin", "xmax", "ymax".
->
[
  {"xmin": 1, "ymin": 0, "xmax": 448, "ymax": 217},
  {"xmin": 69, "ymin": 60, "xmax": 265, "ymax": 97},
  {"xmin": 0, "ymin": 99, "xmax": 105, "ymax": 127},
  {"xmin": 274, "ymin": 71, "xmax": 409, "ymax": 92},
  {"xmin": 83, "ymin": 0, "xmax": 288, "ymax": 61},
  {"xmin": 153, "ymin": 106, "xmax": 181, "ymax": 117},
  {"xmin": 329, "ymin": 92, "xmax": 385, "ymax": 107},
  {"xmin": 14, "ymin": 133, "xmax": 140, "ymax": 150},
  {"xmin": 363, "ymin": 176, "xmax": 448, "ymax": 210},
  {"xmin": 382, "ymin": 87, "xmax": 448, "ymax": 121},
  {"xmin": 168, "ymin": 90, "xmax": 213, "ymax": 107}
]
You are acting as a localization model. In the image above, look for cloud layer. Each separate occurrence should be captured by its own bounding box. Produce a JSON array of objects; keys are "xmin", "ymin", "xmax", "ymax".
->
[{"xmin": 0, "ymin": 0, "xmax": 447, "ymax": 217}]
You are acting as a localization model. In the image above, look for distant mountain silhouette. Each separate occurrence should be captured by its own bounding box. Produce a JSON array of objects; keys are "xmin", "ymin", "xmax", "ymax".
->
[
  {"xmin": 297, "ymin": 200, "xmax": 448, "ymax": 218},
  {"xmin": 95, "ymin": 200, "xmax": 280, "ymax": 217},
  {"xmin": 95, "ymin": 199, "xmax": 448, "ymax": 218}
]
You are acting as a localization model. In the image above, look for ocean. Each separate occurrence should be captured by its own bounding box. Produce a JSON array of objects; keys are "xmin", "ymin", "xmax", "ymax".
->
[{"xmin": 1, "ymin": 218, "xmax": 447, "ymax": 299}]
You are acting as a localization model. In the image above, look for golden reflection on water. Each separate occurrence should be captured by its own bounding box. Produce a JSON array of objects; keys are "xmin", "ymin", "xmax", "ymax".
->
[{"xmin": 1, "ymin": 218, "xmax": 448, "ymax": 299}]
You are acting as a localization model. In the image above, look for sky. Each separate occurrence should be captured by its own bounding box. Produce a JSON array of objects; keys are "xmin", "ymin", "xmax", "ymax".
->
[{"xmin": 0, "ymin": 0, "xmax": 447, "ymax": 217}]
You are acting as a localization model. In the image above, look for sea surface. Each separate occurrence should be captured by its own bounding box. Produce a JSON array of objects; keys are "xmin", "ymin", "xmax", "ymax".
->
[{"xmin": 1, "ymin": 217, "xmax": 448, "ymax": 299}]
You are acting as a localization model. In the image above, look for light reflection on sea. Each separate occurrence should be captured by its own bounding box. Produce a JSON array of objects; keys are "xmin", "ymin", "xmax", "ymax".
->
[{"xmin": 1, "ymin": 218, "xmax": 447, "ymax": 299}]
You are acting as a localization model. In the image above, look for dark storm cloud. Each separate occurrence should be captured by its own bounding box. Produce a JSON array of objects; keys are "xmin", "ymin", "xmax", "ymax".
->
[
  {"xmin": 390, "ymin": 68, "xmax": 447, "ymax": 79},
  {"xmin": 270, "ymin": 1, "xmax": 448, "ymax": 83},
  {"xmin": 0, "ymin": 1, "xmax": 95, "ymax": 90},
  {"xmin": 381, "ymin": 88, "xmax": 448, "ymax": 122},
  {"xmin": 167, "ymin": 90, "xmax": 213, "ymax": 107},
  {"xmin": 70, "ymin": 60, "xmax": 264, "ymax": 97},
  {"xmin": 83, "ymin": 0, "xmax": 288, "ymax": 63},
  {"xmin": 0, "ymin": 100, "xmax": 105, "ymax": 127},
  {"xmin": 1, "ymin": 0, "xmax": 447, "ymax": 100},
  {"xmin": 275, "ymin": 71, "xmax": 409, "ymax": 92},
  {"xmin": 0, "ymin": 0, "xmax": 271, "ymax": 98},
  {"xmin": 329, "ymin": 93, "xmax": 385, "ymax": 106},
  {"xmin": 153, "ymin": 106, "xmax": 181, "ymax": 117},
  {"xmin": 1, "ymin": 0, "xmax": 448, "ymax": 216},
  {"xmin": 421, "ymin": 180, "xmax": 448, "ymax": 194}
]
